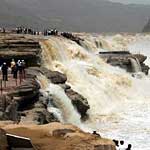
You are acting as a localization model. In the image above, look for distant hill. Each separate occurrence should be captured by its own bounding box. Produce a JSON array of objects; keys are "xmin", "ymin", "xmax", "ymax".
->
[{"xmin": 0, "ymin": 0, "xmax": 150, "ymax": 32}]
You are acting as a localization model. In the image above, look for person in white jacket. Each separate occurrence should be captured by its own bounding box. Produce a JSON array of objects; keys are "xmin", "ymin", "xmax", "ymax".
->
[{"xmin": 119, "ymin": 140, "xmax": 126, "ymax": 150}]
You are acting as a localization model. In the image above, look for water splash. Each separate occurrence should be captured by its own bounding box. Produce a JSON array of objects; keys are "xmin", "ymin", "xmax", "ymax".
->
[
  {"xmin": 46, "ymin": 83, "xmax": 81, "ymax": 125},
  {"xmin": 40, "ymin": 33, "xmax": 150, "ymax": 150}
]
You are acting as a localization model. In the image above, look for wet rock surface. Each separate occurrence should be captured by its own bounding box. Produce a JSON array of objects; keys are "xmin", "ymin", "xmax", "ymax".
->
[
  {"xmin": 0, "ymin": 122, "xmax": 116, "ymax": 150},
  {"xmin": 27, "ymin": 67, "xmax": 90, "ymax": 119},
  {"xmin": 0, "ymin": 34, "xmax": 119, "ymax": 150},
  {"xmin": 0, "ymin": 66, "xmax": 89, "ymax": 124},
  {"xmin": 100, "ymin": 51, "xmax": 149, "ymax": 75},
  {"xmin": 65, "ymin": 89, "xmax": 90, "ymax": 120},
  {"xmin": 27, "ymin": 67, "xmax": 67, "ymax": 84},
  {"xmin": 3, "ymin": 67, "xmax": 63, "ymax": 124},
  {"xmin": 0, "ymin": 128, "xmax": 8, "ymax": 150},
  {"xmin": 0, "ymin": 34, "xmax": 41, "ymax": 66}
]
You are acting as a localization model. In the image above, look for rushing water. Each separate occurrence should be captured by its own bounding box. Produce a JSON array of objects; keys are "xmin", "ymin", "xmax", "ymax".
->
[{"xmin": 41, "ymin": 33, "xmax": 150, "ymax": 150}]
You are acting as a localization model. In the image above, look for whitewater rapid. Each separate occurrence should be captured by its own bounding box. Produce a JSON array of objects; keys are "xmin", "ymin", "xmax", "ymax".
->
[{"xmin": 40, "ymin": 33, "xmax": 150, "ymax": 150}]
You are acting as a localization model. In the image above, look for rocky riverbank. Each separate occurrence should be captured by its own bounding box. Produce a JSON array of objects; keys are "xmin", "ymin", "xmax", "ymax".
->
[
  {"xmin": 0, "ymin": 33, "xmax": 41, "ymax": 66},
  {"xmin": 0, "ymin": 67, "xmax": 90, "ymax": 124},
  {"xmin": 0, "ymin": 122, "xmax": 116, "ymax": 150},
  {"xmin": 1, "ymin": 33, "xmax": 149, "ymax": 150},
  {"xmin": 99, "ymin": 51, "xmax": 149, "ymax": 75}
]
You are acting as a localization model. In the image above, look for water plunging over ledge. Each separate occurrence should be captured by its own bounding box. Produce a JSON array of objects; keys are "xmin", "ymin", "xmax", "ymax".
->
[{"xmin": 40, "ymin": 34, "xmax": 150, "ymax": 150}]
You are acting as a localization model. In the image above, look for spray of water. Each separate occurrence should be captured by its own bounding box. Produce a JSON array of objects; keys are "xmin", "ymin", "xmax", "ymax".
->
[
  {"xmin": 40, "ymin": 34, "xmax": 150, "ymax": 150},
  {"xmin": 46, "ymin": 83, "xmax": 81, "ymax": 125}
]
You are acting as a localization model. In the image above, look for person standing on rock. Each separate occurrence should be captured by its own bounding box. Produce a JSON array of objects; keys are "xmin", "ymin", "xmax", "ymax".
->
[
  {"xmin": 126, "ymin": 144, "xmax": 132, "ymax": 150},
  {"xmin": 11, "ymin": 59, "xmax": 16, "ymax": 74},
  {"xmin": 113, "ymin": 139, "xmax": 119, "ymax": 150},
  {"xmin": 17, "ymin": 60, "xmax": 23, "ymax": 84},
  {"xmin": 119, "ymin": 140, "xmax": 126, "ymax": 150},
  {"xmin": 21, "ymin": 60, "xmax": 26, "ymax": 79},
  {"xmin": 1, "ymin": 62, "xmax": 8, "ymax": 81},
  {"xmin": 92, "ymin": 131, "xmax": 101, "ymax": 137},
  {"xmin": 13, "ymin": 64, "xmax": 18, "ymax": 86}
]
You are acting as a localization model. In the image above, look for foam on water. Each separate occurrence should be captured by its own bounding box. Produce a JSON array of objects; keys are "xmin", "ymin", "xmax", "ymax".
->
[
  {"xmin": 46, "ymin": 83, "xmax": 81, "ymax": 125},
  {"xmin": 41, "ymin": 34, "xmax": 150, "ymax": 150}
]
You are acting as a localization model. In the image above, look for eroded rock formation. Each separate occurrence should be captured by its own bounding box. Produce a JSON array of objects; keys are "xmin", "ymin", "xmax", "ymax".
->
[
  {"xmin": 0, "ymin": 122, "xmax": 116, "ymax": 150},
  {"xmin": 0, "ymin": 128, "xmax": 8, "ymax": 150},
  {"xmin": 100, "ymin": 51, "xmax": 149, "ymax": 75},
  {"xmin": 0, "ymin": 34, "xmax": 41, "ymax": 66},
  {"xmin": 65, "ymin": 89, "xmax": 90, "ymax": 120},
  {"xmin": 0, "ymin": 66, "xmax": 90, "ymax": 124}
]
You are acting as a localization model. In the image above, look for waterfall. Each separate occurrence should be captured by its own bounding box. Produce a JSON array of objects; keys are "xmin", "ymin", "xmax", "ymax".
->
[
  {"xmin": 37, "ymin": 73, "xmax": 81, "ymax": 125},
  {"xmin": 41, "ymin": 36, "xmax": 133, "ymax": 122},
  {"xmin": 129, "ymin": 57, "xmax": 142, "ymax": 72},
  {"xmin": 40, "ymin": 34, "xmax": 150, "ymax": 150},
  {"xmin": 46, "ymin": 83, "xmax": 81, "ymax": 125}
]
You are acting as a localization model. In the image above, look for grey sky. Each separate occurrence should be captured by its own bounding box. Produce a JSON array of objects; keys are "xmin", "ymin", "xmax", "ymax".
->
[{"xmin": 109, "ymin": 0, "xmax": 150, "ymax": 5}]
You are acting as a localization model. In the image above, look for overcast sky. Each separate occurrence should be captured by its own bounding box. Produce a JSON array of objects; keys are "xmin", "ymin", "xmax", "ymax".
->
[{"xmin": 109, "ymin": 0, "xmax": 150, "ymax": 5}]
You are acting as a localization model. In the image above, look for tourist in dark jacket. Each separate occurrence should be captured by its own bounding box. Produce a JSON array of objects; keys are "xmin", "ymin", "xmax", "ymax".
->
[
  {"xmin": 126, "ymin": 144, "xmax": 132, "ymax": 150},
  {"xmin": 1, "ymin": 62, "xmax": 8, "ymax": 81}
]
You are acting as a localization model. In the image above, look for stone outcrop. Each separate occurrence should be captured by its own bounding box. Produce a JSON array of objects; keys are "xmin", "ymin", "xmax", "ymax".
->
[
  {"xmin": 0, "ymin": 69, "xmax": 40, "ymax": 123},
  {"xmin": 99, "ymin": 51, "xmax": 149, "ymax": 75},
  {"xmin": 20, "ymin": 94, "xmax": 59, "ymax": 125},
  {"xmin": 0, "ymin": 67, "xmax": 89, "ymax": 124},
  {"xmin": 26, "ymin": 67, "xmax": 90, "ymax": 119},
  {"xmin": 0, "ymin": 34, "xmax": 89, "ymax": 124},
  {"xmin": 27, "ymin": 67, "xmax": 67, "ymax": 84},
  {"xmin": 0, "ymin": 34, "xmax": 90, "ymax": 124},
  {"xmin": 42, "ymin": 69, "xmax": 67, "ymax": 84},
  {"xmin": 0, "ymin": 34, "xmax": 41, "ymax": 66},
  {"xmin": 0, "ymin": 122, "xmax": 116, "ymax": 150},
  {"xmin": 65, "ymin": 89, "xmax": 90, "ymax": 120},
  {"xmin": 0, "ymin": 129, "xmax": 8, "ymax": 150}
]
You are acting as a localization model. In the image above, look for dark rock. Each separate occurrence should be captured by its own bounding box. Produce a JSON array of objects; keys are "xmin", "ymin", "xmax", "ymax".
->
[
  {"xmin": 38, "ymin": 96, "xmax": 49, "ymax": 108},
  {"xmin": 0, "ymin": 128, "xmax": 8, "ymax": 150},
  {"xmin": 0, "ymin": 67, "xmax": 41, "ymax": 122},
  {"xmin": 0, "ymin": 111, "xmax": 4, "ymax": 119},
  {"xmin": 1, "ymin": 67, "xmax": 66, "ymax": 124},
  {"xmin": 103, "ymin": 52, "xmax": 149, "ymax": 75},
  {"xmin": 58, "ymin": 84, "xmax": 71, "ymax": 90},
  {"xmin": 27, "ymin": 67, "xmax": 67, "ymax": 84},
  {"xmin": 141, "ymin": 63, "xmax": 149, "ymax": 75},
  {"xmin": 0, "ymin": 35, "xmax": 41, "ymax": 66},
  {"xmin": 32, "ymin": 108, "xmax": 59, "ymax": 125},
  {"xmin": 133, "ymin": 54, "xmax": 147, "ymax": 63},
  {"xmin": 5, "ymin": 100, "xmax": 19, "ymax": 121},
  {"xmin": 41, "ymin": 68, "xmax": 67, "ymax": 84},
  {"xmin": 65, "ymin": 89, "xmax": 89, "ymax": 120}
]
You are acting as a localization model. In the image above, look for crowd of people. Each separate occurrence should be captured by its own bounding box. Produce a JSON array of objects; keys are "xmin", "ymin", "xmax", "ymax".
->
[
  {"xmin": 15, "ymin": 26, "xmax": 42, "ymax": 35},
  {"xmin": 1, "ymin": 27, "xmax": 84, "ymax": 44},
  {"xmin": 113, "ymin": 139, "xmax": 132, "ymax": 150},
  {"xmin": 44, "ymin": 28, "xmax": 58, "ymax": 36},
  {"xmin": 15, "ymin": 27, "xmax": 59, "ymax": 36},
  {"xmin": 1, "ymin": 59, "xmax": 26, "ymax": 85}
]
